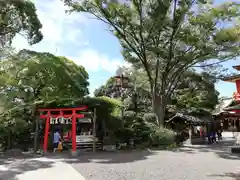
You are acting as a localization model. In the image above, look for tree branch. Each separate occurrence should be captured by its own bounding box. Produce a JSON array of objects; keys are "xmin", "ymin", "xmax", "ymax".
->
[{"xmin": 192, "ymin": 58, "xmax": 233, "ymax": 67}]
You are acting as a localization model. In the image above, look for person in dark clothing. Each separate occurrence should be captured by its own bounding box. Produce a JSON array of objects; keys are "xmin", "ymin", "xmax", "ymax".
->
[
  {"xmin": 217, "ymin": 129, "xmax": 222, "ymax": 140},
  {"xmin": 207, "ymin": 132, "xmax": 212, "ymax": 144},
  {"xmin": 211, "ymin": 131, "xmax": 217, "ymax": 143}
]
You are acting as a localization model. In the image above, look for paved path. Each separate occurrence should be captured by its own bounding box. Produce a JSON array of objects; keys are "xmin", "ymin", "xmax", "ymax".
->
[
  {"xmin": 70, "ymin": 140, "xmax": 240, "ymax": 180},
  {"xmin": 0, "ymin": 138, "xmax": 240, "ymax": 180},
  {"xmin": 0, "ymin": 157, "xmax": 86, "ymax": 180}
]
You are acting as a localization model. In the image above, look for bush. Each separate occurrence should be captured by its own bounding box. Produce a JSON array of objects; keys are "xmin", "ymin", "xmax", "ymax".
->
[
  {"xmin": 150, "ymin": 128, "xmax": 176, "ymax": 146},
  {"xmin": 123, "ymin": 110, "xmax": 136, "ymax": 127},
  {"xmin": 143, "ymin": 113, "xmax": 158, "ymax": 125},
  {"xmin": 131, "ymin": 117, "xmax": 153, "ymax": 144},
  {"xmin": 123, "ymin": 110, "xmax": 136, "ymax": 118},
  {"xmin": 82, "ymin": 96, "xmax": 122, "ymax": 131}
]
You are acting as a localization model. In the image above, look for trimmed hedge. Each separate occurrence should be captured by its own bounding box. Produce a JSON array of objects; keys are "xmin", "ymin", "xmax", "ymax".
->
[
  {"xmin": 150, "ymin": 127, "xmax": 176, "ymax": 146},
  {"xmin": 143, "ymin": 113, "xmax": 158, "ymax": 124}
]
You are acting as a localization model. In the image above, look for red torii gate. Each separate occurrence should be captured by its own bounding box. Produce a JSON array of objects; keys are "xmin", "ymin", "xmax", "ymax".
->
[{"xmin": 38, "ymin": 106, "xmax": 88, "ymax": 154}]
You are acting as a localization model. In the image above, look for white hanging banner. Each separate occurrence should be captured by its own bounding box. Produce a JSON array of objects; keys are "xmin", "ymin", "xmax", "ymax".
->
[{"xmin": 50, "ymin": 116, "xmax": 72, "ymax": 124}]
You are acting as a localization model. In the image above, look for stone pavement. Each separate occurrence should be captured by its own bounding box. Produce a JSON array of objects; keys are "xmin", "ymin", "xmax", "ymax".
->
[
  {"xmin": 0, "ymin": 157, "xmax": 86, "ymax": 180},
  {"xmin": 71, "ymin": 138, "xmax": 240, "ymax": 180},
  {"xmin": 0, "ymin": 135, "xmax": 238, "ymax": 180}
]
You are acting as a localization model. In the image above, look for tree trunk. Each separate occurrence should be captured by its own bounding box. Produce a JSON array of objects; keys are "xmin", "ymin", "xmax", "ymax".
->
[
  {"xmin": 7, "ymin": 130, "xmax": 11, "ymax": 150},
  {"xmin": 32, "ymin": 105, "xmax": 39, "ymax": 153},
  {"xmin": 152, "ymin": 94, "xmax": 166, "ymax": 128},
  {"xmin": 33, "ymin": 118, "xmax": 39, "ymax": 152}
]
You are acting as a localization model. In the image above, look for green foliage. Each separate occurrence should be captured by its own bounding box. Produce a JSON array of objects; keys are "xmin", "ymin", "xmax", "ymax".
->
[
  {"xmin": 64, "ymin": 0, "xmax": 240, "ymax": 126},
  {"xmin": 59, "ymin": 96, "xmax": 122, "ymax": 133},
  {"xmin": 121, "ymin": 114, "xmax": 176, "ymax": 147},
  {"xmin": 170, "ymin": 70, "xmax": 219, "ymax": 114},
  {"xmin": 143, "ymin": 113, "xmax": 157, "ymax": 125},
  {"xmin": 85, "ymin": 96, "xmax": 122, "ymax": 132},
  {"xmin": 0, "ymin": 0, "xmax": 43, "ymax": 47},
  {"xmin": 150, "ymin": 128, "xmax": 176, "ymax": 146},
  {"xmin": 123, "ymin": 110, "xmax": 136, "ymax": 119},
  {"xmin": 94, "ymin": 85, "xmax": 106, "ymax": 97},
  {"xmin": 0, "ymin": 50, "xmax": 90, "ymax": 149},
  {"xmin": 0, "ymin": 108, "xmax": 32, "ymax": 149},
  {"xmin": 95, "ymin": 66, "xmax": 219, "ymax": 120},
  {"xmin": 94, "ymin": 68, "xmax": 152, "ymax": 114},
  {"xmin": 0, "ymin": 50, "xmax": 89, "ymax": 107},
  {"xmin": 131, "ymin": 117, "xmax": 153, "ymax": 143}
]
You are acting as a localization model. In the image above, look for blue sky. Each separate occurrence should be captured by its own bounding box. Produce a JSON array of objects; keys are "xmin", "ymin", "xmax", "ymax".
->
[{"xmin": 12, "ymin": 0, "xmax": 238, "ymax": 97}]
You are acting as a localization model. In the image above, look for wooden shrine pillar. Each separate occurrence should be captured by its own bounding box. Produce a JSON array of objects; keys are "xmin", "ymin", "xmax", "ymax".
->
[
  {"xmin": 71, "ymin": 110, "xmax": 77, "ymax": 156},
  {"xmin": 236, "ymin": 80, "xmax": 240, "ymax": 94},
  {"xmin": 43, "ymin": 111, "xmax": 50, "ymax": 153},
  {"xmin": 203, "ymin": 123, "xmax": 207, "ymax": 137},
  {"xmin": 234, "ymin": 118, "xmax": 236, "ymax": 129}
]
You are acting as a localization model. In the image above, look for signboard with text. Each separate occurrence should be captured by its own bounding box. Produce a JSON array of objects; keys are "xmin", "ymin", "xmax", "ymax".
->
[{"xmin": 77, "ymin": 117, "xmax": 91, "ymax": 123}]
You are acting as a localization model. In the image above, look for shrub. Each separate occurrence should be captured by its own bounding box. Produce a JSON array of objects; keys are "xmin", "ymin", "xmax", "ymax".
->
[
  {"xmin": 131, "ymin": 117, "xmax": 153, "ymax": 144},
  {"xmin": 123, "ymin": 110, "xmax": 136, "ymax": 126},
  {"xmin": 83, "ymin": 96, "xmax": 123, "ymax": 131},
  {"xmin": 143, "ymin": 113, "xmax": 158, "ymax": 125},
  {"xmin": 124, "ymin": 110, "xmax": 136, "ymax": 118},
  {"xmin": 150, "ymin": 128, "xmax": 176, "ymax": 146}
]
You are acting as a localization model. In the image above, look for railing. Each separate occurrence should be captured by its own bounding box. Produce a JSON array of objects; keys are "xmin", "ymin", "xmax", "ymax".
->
[{"xmin": 64, "ymin": 135, "xmax": 102, "ymax": 151}]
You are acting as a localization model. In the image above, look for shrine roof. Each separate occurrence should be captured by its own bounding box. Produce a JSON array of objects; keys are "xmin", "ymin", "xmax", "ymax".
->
[
  {"xmin": 38, "ymin": 105, "xmax": 88, "ymax": 112},
  {"xmin": 166, "ymin": 112, "xmax": 213, "ymax": 125},
  {"xmin": 222, "ymin": 74, "xmax": 240, "ymax": 82},
  {"xmin": 212, "ymin": 97, "xmax": 233, "ymax": 115},
  {"xmin": 224, "ymin": 104, "xmax": 240, "ymax": 111},
  {"xmin": 233, "ymin": 65, "xmax": 240, "ymax": 71}
]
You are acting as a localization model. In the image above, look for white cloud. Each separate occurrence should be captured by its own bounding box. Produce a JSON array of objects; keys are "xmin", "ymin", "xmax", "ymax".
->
[
  {"xmin": 71, "ymin": 49, "xmax": 127, "ymax": 73},
  {"xmin": 11, "ymin": 0, "xmax": 131, "ymax": 74},
  {"xmin": 12, "ymin": 0, "xmax": 89, "ymax": 53}
]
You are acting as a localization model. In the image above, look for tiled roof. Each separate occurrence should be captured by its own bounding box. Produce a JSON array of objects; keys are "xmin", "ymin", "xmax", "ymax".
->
[
  {"xmin": 167, "ymin": 113, "xmax": 212, "ymax": 125},
  {"xmin": 233, "ymin": 65, "xmax": 240, "ymax": 71},
  {"xmin": 212, "ymin": 97, "xmax": 233, "ymax": 115},
  {"xmin": 222, "ymin": 74, "xmax": 240, "ymax": 82},
  {"xmin": 224, "ymin": 104, "xmax": 240, "ymax": 111}
]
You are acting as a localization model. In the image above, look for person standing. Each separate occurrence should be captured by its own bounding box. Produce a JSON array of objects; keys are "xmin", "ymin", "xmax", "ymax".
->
[
  {"xmin": 207, "ymin": 131, "xmax": 211, "ymax": 144},
  {"xmin": 53, "ymin": 129, "xmax": 61, "ymax": 152},
  {"xmin": 217, "ymin": 129, "xmax": 222, "ymax": 140},
  {"xmin": 211, "ymin": 131, "xmax": 217, "ymax": 143}
]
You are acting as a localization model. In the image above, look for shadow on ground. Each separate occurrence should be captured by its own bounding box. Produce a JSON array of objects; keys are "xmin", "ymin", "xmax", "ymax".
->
[
  {"xmin": 209, "ymin": 172, "xmax": 240, "ymax": 180},
  {"xmin": 0, "ymin": 157, "xmax": 55, "ymax": 180},
  {"xmin": 63, "ymin": 149, "xmax": 156, "ymax": 164},
  {"xmin": 0, "ymin": 149, "xmax": 156, "ymax": 179},
  {"xmin": 1, "ymin": 138, "xmax": 239, "ymax": 180},
  {"xmin": 173, "ymin": 138, "xmax": 240, "ymax": 160}
]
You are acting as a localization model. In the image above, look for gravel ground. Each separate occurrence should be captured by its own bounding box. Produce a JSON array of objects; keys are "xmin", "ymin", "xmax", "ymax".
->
[{"xmin": 71, "ymin": 141, "xmax": 240, "ymax": 180}]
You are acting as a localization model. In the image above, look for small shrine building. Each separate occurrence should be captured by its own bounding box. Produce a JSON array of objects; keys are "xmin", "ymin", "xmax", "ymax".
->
[{"xmin": 213, "ymin": 65, "xmax": 240, "ymax": 131}]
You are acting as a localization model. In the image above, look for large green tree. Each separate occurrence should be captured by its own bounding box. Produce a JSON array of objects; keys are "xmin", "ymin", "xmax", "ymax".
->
[
  {"xmin": 0, "ymin": 0, "xmax": 43, "ymax": 48},
  {"xmin": 95, "ymin": 67, "xmax": 219, "ymax": 118},
  {"xmin": 64, "ymin": 0, "xmax": 240, "ymax": 126},
  {"xmin": 170, "ymin": 70, "xmax": 219, "ymax": 113},
  {"xmin": 0, "ymin": 50, "xmax": 89, "ymax": 108},
  {"xmin": 0, "ymin": 50, "xmax": 89, "ymax": 150}
]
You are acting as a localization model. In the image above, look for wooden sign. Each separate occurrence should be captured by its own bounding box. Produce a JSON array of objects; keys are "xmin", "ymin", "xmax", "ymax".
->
[{"xmin": 77, "ymin": 117, "xmax": 91, "ymax": 123}]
